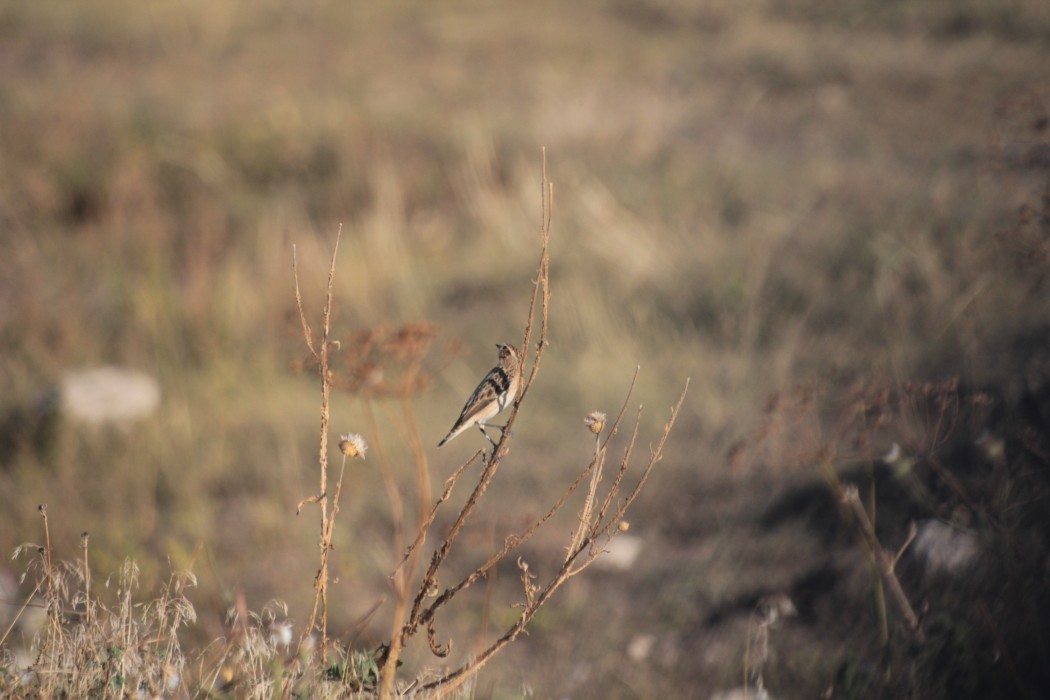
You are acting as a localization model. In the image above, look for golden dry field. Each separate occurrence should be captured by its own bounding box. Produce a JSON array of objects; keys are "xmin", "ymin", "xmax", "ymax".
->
[{"xmin": 3, "ymin": 1, "xmax": 1050, "ymax": 697}]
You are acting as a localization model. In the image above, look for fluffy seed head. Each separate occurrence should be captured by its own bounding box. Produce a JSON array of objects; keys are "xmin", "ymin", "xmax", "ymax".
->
[
  {"xmin": 339, "ymin": 433, "xmax": 368, "ymax": 459},
  {"xmin": 584, "ymin": 411, "xmax": 607, "ymax": 435}
]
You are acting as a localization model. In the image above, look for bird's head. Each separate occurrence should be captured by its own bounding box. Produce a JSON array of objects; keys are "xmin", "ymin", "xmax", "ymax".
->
[{"xmin": 496, "ymin": 343, "xmax": 519, "ymax": 364}]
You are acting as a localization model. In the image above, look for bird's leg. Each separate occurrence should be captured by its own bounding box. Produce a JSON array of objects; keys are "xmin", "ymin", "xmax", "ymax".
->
[
  {"xmin": 477, "ymin": 423, "xmax": 498, "ymax": 448},
  {"xmin": 486, "ymin": 422, "xmax": 512, "ymax": 453}
]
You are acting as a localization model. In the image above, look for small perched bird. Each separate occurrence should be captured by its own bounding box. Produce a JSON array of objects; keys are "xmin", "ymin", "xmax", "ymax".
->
[{"xmin": 438, "ymin": 343, "xmax": 521, "ymax": 449}]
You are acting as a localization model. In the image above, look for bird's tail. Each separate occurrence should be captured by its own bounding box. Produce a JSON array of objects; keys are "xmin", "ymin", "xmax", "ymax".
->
[{"xmin": 437, "ymin": 420, "xmax": 469, "ymax": 448}]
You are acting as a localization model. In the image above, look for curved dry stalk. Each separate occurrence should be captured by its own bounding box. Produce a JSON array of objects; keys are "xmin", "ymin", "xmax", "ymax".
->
[
  {"xmin": 395, "ymin": 451, "xmax": 485, "ymax": 575},
  {"xmin": 401, "ymin": 435, "xmax": 514, "ymax": 641}
]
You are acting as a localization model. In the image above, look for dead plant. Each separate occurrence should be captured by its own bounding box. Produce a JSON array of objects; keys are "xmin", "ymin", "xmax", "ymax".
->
[{"xmin": 288, "ymin": 150, "xmax": 689, "ymax": 698}]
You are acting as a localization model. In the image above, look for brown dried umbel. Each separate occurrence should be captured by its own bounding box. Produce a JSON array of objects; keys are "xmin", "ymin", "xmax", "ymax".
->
[{"xmin": 293, "ymin": 321, "xmax": 468, "ymax": 399}]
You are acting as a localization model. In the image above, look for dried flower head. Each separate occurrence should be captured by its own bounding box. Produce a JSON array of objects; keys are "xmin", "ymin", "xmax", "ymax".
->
[
  {"xmin": 584, "ymin": 411, "xmax": 607, "ymax": 435},
  {"xmin": 618, "ymin": 520, "xmax": 631, "ymax": 532},
  {"xmin": 757, "ymin": 593, "xmax": 797, "ymax": 626},
  {"xmin": 269, "ymin": 621, "xmax": 294, "ymax": 648},
  {"xmin": 339, "ymin": 433, "xmax": 368, "ymax": 459}
]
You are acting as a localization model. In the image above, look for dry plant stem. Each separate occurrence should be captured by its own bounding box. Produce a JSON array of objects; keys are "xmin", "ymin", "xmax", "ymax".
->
[
  {"xmin": 518, "ymin": 153, "xmax": 553, "ymax": 398},
  {"xmin": 403, "ymin": 338, "xmax": 547, "ymax": 640},
  {"xmin": 397, "ymin": 451, "xmax": 484, "ymax": 574},
  {"xmin": 593, "ymin": 403, "xmax": 643, "ymax": 530},
  {"xmin": 382, "ymin": 398, "xmax": 434, "ymax": 579},
  {"xmin": 381, "ymin": 152, "xmax": 555, "ymax": 698},
  {"xmin": 860, "ymin": 470, "xmax": 890, "ymax": 644},
  {"xmin": 873, "ymin": 562, "xmax": 889, "ymax": 646},
  {"xmin": 839, "ymin": 484, "xmax": 925, "ymax": 642},
  {"xmin": 35, "ymin": 504, "xmax": 61, "ymax": 677},
  {"xmin": 567, "ymin": 392, "xmax": 679, "ymax": 579},
  {"xmin": 892, "ymin": 521, "xmax": 919, "ymax": 569},
  {"xmin": 0, "ymin": 578, "xmax": 43, "ymax": 649},
  {"xmin": 411, "ymin": 368, "xmax": 641, "ymax": 651},
  {"xmin": 744, "ymin": 616, "xmax": 769, "ymax": 698},
  {"xmin": 81, "ymin": 532, "xmax": 91, "ymax": 626},
  {"xmin": 418, "ymin": 441, "xmax": 605, "ymax": 630},
  {"xmin": 399, "ymin": 396, "xmax": 433, "ymax": 526},
  {"xmin": 364, "ymin": 401, "xmax": 403, "ymax": 553},
  {"xmin": 293, "ymin": 227, "xmax": 344, "ymax": 664},
  {"xmin": 424, "ymin": 380, "xmax": 689, "ymax": 697},
  {"xmin": 39, "ymin": 505, "xmax": 54, "ymax": 603},
  {"xmin": 368, "ymin": 393, "xmax": 452, "ymax": 698},
  {"xmin": 402, "ymin": 439, "xmax": 512, "ymax": 640},
  {"xmin": 568, "ymin": 431, "xmax": 605, "ymax": 562},
  {"xmin": 363, "ymin": 400, "xmax": 411, "ymax": 700},
  {"xmin": 411, "ymin": 153, "xmax": 554, "ymax": 620},
  {"xmin": 590, "ymin": 382, "xmax": 687, "ymax": 534}
]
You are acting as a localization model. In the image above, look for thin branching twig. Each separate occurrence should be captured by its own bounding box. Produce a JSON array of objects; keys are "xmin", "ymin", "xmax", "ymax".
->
[
  {"xmin": 838, "ymin": 483, "xmax": 925, "ymax": 642},
  {"xmin": 421, "ymin": 380, "xmax": 689, "ymax": 696},
  {"xmin": 293, "ymin": 225, "xmax": 346, "ymax": 664},
  {"xmin": 367, "ymin": 152, "xmax": 689, "ymax": 697},
  {"xmin": 391, "ymin": 152, "xmax": 557, "ymax": 682}
]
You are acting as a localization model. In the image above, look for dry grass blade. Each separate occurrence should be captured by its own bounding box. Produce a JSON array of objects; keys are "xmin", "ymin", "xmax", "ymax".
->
[
  {"xmin": 0, "ymin": 578, "xmax": 44, "ymax": 650},
  {"xmin": 518, "ymin": 149, "xmax": 553, "ymax": 401}
]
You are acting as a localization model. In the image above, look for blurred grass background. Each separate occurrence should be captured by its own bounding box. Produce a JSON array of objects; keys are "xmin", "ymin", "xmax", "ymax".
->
[{"xmin": 2, "ymin": 0, "xmax": 1050, "ymax": 697}]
